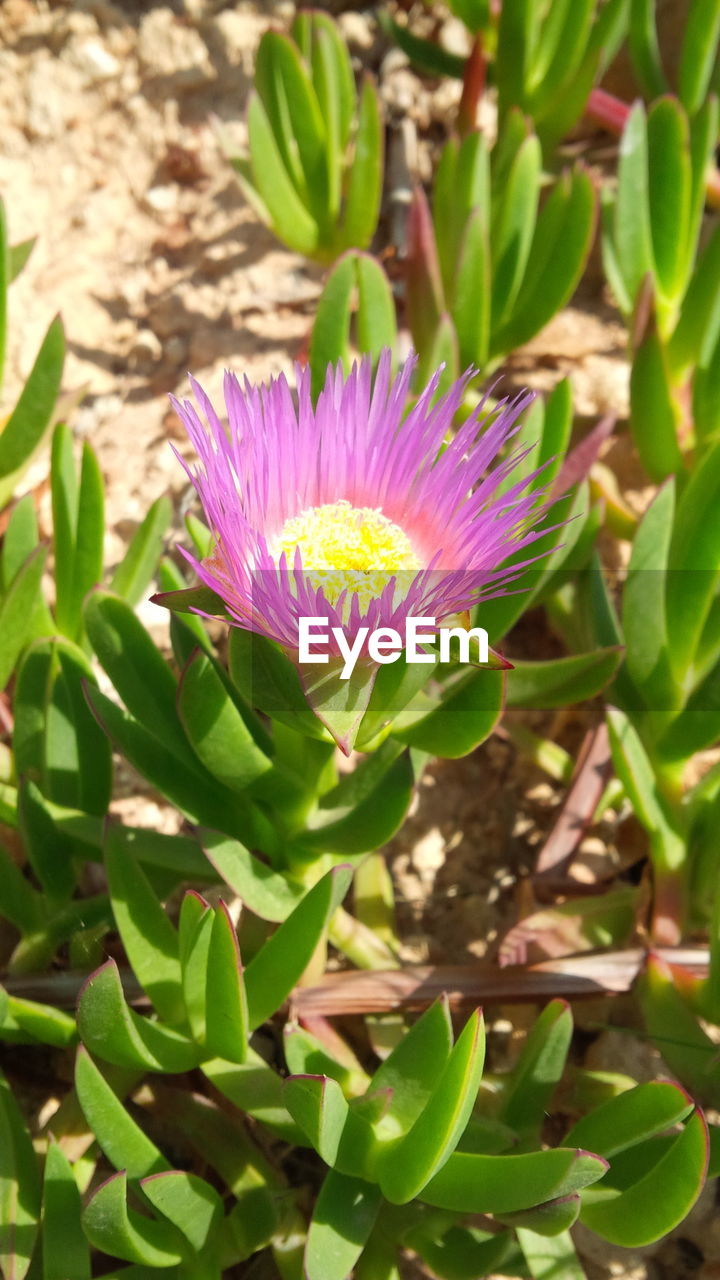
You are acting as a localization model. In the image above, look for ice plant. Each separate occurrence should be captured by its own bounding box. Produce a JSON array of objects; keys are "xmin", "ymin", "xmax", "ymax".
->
[{"xmin": 167, "ymin": 350, "xmax": 549, "ymax": 748}]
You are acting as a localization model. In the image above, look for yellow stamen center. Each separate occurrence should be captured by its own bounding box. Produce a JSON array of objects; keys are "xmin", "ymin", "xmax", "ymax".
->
[{"xmin": 270, "ymin": 499, "xmax": 420, "ymax": 612}]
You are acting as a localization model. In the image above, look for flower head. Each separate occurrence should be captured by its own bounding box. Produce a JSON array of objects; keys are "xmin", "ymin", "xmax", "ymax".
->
[{"xmin": 171, "ymin": 351, "xmax": 549, "ymax": 655}]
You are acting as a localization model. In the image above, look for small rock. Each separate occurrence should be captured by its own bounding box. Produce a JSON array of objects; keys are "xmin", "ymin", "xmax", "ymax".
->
[
  {"xmin": 62, "ymin": 37, "xmax": 121, "ymax": 82},
  {"xmin": 130, "ymin": 329, "xmax": 163, "ymax": 372},
  {"xmin": 207, "ymin": 9, "xmax": 260, "ymax": 70},
  {"xmin": 145, "ymin": 185, "xmax": 179, "ymax": 214},
  {"xmin": 137, "ymin": 8, "xmax": 214, "ymax": 92},
  {"xmin": 25, "ymin": 57, "xmax": 85, "ymax": 138}
]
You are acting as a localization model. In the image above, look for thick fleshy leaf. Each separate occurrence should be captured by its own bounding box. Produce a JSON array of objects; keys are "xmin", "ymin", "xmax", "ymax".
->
[
  {"xmin": 368, "ymin": 998, "xmax": 453, "ymax": 1133},
  {"xmin": 638, "ymin": 954, "xmax": 720, "ymax": 1108},
  {"xmin": 622, "ymin": 478, "xmax": 677, "ymax": 709},
  {"xmin": 0, "ymin": 316, "xmax": 64, "ymax": 486},
  {"xmin": 492, "ymin": 168, "xmax": 595, "ymax": 355},
  {"xmin": 580, "ymin": 1110, "xmax": 708, "ymax": 1245},
  {"xmin": 52, "ymin": 431, "xmax": 104, "ymax": 644},
  {"xmin": 647, "ymin": 98, "xmax": 691, "ymax": 307},
  {"xmin": 629, "ymin": 322, "xmax": 682, "ymax": 481},
  {"xmin": 13, "ymin": 638, "xmax": 112, "ymax": 817},
  {"xmin": 378, "ymin": 1009, "xmax": 485, "ymax": 1203},
  {"xmin": 299, "ymin": 655, "xmax": 377, "ymax": 755},
  {"xmin": 410, "ymin": 1221, "xmax": 515, "ymax": 1280},
  {"xmin": 628, "ymin": 0, "xmax": 667, "ymax": 99},
  {"xmin": 422, "ymin": 1147, "xmax": 608, "ymax": 1214},
  {"xmin": 82, "ymin": 1171, "xmax": 184, "ymax": 1267},
  {"xmin": 283, "ymin": 1075, "xmax": 376, "ymax": 1175},
  {"xmin": 1, "ymin": 495, "xmax": 39, "ymax": 593},
  {"xmin": 104, "ymin": 824, "xmax": 184, "ymax": 1025},
  {"xmin": 178, "ymin": 891, "xmax": 213, "ymax": 1044},
  {"xmin": 406, "ymin": 185, "xmax": 445, "ymax": 363},
  {"xmin": 85, "ymin": 590, "xmax": 191, "ymax": 759},
  {"xmin": 77, "ymin": 960, "xmax": 200, "ymax": 1073},
  {"xmin": 666, "ymin": 440, "xmax": 720, "ymax": 683},
  {"xmin": 505, "ymin": 649, "xmax": 623, "ymax": 710},
  {"xmin": 304, "ymin": 1170, "xmax": 382, "ymax": 1280},
  {"xmin": 392, "ymin": 668, "xmax": 504, "ymax": 757},
  {"xmin": 256, "ymin": 31, "xmax": 330, "ymax": 228},
  {"xmin": 0, "ymin": 1070, "xmax": 41, "ymax": 1280},
  {"xmin": 85, "ymin": 685, "xmax": 275, "ymax": 852},
  {"xmin": 0, "ymin": 545, "xmax": 47, "ymax": 690},
  {"xmin": 139, "ymin": 1171, "xmax": 222, "ymax": 1255},
  {"xmin": 245, "ymin": 93, "xmax": 319, "ymax": 257},
  {"xmin": 244, "ymin": 865, "xmax": 353, "ymax": 1028},
  {"xmin": 606, "ymin": 706, "xmax": 685, "ymax": 872},
  {"xmin": 74, "ymin": 1047, "xmax": 168, "ymax": 1179},
  {"xmin": 111, "ymin": 495, "xmax": 172, "ymax": 607},
  {"xmin": 679, "ymin": 0, "xmax": 720, "ymax": 113},
  {"xmin": 200, "ymin": 830, "xmax": 303, "ymax": 922},
  {"xmin": 613, "ymin": 102, "xmax": 654, "ymax": 307},
  {"xmin": 1, "ymin": 991, "xmax": 76, "ymax": 1048},
  {"xmin": 452, "ymin": 207, "xmax": 490, "ymax": 371},
  {"xmin": 498, "ymin": 1194, "xmax": 581, "ymax": 1237},
  {"xmin": 337, "ymin": 75, "xmax": 383, "ymax": 253},
  {"xmin": 204, "ymin": 902, "xmax": 248, "ymax": 1063},
  {"xmin": 565, "ymin": 1080, "xmax": 693, "ymax": 1157},
  {"xmin": 42, "ymin": 1139, "xmax": 91, "ymax": 1280},
  {"xmin": 228, "ymin": 627, "xmax": 331, "ymax": 741},
  {"xmin": 303, "ymin": 741, "xmax": 414, "ymax": 855},
  {"xmin": 203, "ymin": 1048, "xmax": 304, "ymax": 1142},
  {"xmin": 516, "ymin": 1228, "xmax": 586, "ymax": 1280},
  {"xmin": 499, "ymin": 1000, "xmax": 572, "ymax": 1139},
  {"xmin": 490, "ymin": 134, "xmax": 541, "ymax": 330},
  {"xmin": 178, "ymin": 649, "xmax": 272, "ymax": 790}
]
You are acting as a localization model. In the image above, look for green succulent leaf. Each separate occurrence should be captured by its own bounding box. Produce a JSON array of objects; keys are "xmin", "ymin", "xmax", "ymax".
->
[
  {"xmin": 0, "ymin": 545, "xmax": 48, "ymax": 691},
  {"xmin": 82, "ymin": 1171, "xmax": 184, "ymax": 1268},
  {"xmin": 111, "ymin": 495, "xmax": 172, "ymax": 607},
  {"xmin": 244, "ymin": 865, "xmax": 353, "ymax": 1029},
  {"xmin": 516, "ymin": 1228, "xmax": 586, "ymax": 1280},
  {"xmin": 77, "ymin": 959, "xmax": 201, "ymax": 1073},
  {"xmin": 628, "ymin": 0, "xmax": 668, "ymax": 98},
  {"xmin": 422, "ymin": 1147, "xmax": 609, "ymax": 1214},
  {"xmin": 104, "ymin": 823, "xmax": 184, "ymax": 1025},
  {"xmin": 679, "ymin": 0, "xmax": 720, "ymax": 114},
  {"xmin": 392, "ymin": 667, "xmax": 504, "ymax": 757},
  {"xmin": 505, "ymin": 649, "xmax": 623, "ymax": 709},
  {"xmin": 74, "ymin": 1046, "xmax": 169, "ymax": 1179},
  {"xmin": 337, "ymin": 76, "xmax": 383, "ymax": 253},
  {"xmin": 0, "ymin": 315, "xmax": 65, "ymax": 491},
  {"xmin": 139, "ymin": 1171, "xmax": 222, "ymax": 1256},
  {"xmin": 283, "ymin": 1074, "xmax": 377, "ymax": 1175},
  {"xmin": 178, "ymin": 648, "xmax": 272, "ymax": 791},
  {"xmin": 303, "ymin": 740, "xmax": 414, "ymax": 855},
  {"xmin": 204, "ymin": 902, "xmax": 248, "ymax": 1063},
  {"xmin": 42, "ymin": 1139, "xmax": 91, "ymax": 1280},
  {"xmin": 499, "ymin": 999, "xmax": 572, "ymax": 1140},
  {"xmin": 580, "ymin": 1110, "xmax": 708, "ymax": 1246},
  {"xmin": 304, "ymin": 1170, "xmax": 382, "ymax": 1280},
  {"xmin": 565, "ymin": 1080, "xmax": 694, "ymax": 1157},
  {"xmin": 378, "ymin": 1009, "xmax": 486, "ymax": 1203},
  {"xmin": 0, "ymin": 1070, "xmax": 41, "ymax": 1280}
]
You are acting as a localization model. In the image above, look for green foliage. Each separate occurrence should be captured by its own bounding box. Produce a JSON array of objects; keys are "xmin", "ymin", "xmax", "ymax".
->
[
  {"xmin": 230, "ymin": 13, "xmax": 383, "ymax": 262},
  {"xmin": 406, "ymin": 121, "xmax": 596, "ymax": 382}
]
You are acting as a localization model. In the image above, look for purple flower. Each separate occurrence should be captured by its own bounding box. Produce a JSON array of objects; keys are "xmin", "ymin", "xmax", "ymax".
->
[{"xmin": 171, "ymin": 351, "xmax": 549, "ymax": 656}]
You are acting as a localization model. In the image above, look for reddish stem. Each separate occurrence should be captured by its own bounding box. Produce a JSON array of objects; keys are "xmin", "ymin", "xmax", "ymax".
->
[
  {"xmin": 457, "ymin": 37, "xmax": 486, "ymax": 136},
  {"xmin": 585, "ymin": 87, "xmax": 631, "ymax": 136}
]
